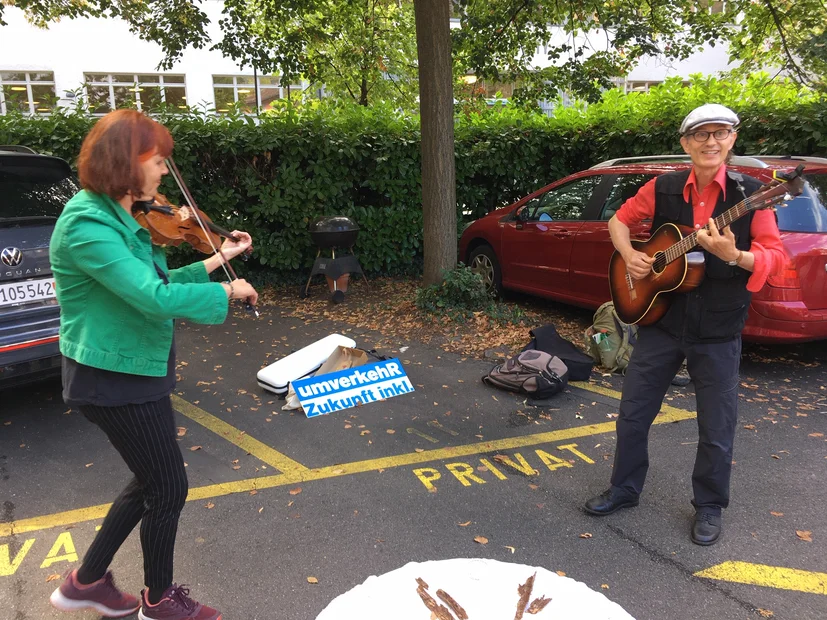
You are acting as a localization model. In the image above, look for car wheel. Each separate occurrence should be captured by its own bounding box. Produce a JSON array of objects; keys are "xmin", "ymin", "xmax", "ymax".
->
[{"xmin": 468, "ymin": 245, "xmax": 503, "ymax": 297}]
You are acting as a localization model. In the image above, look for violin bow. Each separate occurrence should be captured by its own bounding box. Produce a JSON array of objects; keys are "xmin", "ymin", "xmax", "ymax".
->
[{"xmin": 165, "ymin": 157, "xmax": 259, "ymax": 318}]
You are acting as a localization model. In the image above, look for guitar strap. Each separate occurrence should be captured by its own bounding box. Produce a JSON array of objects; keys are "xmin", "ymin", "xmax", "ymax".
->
[{"xmin": 726, "ymin": 170, "xmax": 748, "ymax": 200}]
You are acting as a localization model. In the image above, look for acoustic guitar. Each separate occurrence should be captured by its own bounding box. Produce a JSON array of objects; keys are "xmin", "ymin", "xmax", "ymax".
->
[{"xmin": 609, "ymin": 165, "xmax": 805, "ymax": 326}]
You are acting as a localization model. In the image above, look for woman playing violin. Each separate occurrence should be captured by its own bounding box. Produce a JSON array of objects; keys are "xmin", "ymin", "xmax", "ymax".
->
[{"xmin": 49, "ymin": 109, "xmax": 255, "ymax": 620}]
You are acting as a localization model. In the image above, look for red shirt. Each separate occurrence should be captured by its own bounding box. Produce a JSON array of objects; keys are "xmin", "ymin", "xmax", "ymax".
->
[{"xmin": 615, "ymin": 165, "xmax": 787, "ymax": 292}]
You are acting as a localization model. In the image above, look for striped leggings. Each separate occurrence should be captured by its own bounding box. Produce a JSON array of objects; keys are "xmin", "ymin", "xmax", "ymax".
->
[{"xmin": 78, "ymin": 397, "xmax": 187, "ymax": 591}]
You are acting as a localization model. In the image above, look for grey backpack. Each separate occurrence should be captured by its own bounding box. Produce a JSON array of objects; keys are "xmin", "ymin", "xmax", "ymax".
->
[{"xmin": 483, "ymin": 350, "xmax": 569, "ymax": 399}]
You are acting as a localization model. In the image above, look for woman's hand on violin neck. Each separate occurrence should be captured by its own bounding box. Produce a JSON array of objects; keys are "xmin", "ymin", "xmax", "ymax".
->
[
  {"xmin": 223, "ymin": 278, "xmax": 259, "ymax": 306},
  {"xmin": 220, "ymin": 231, "xmax": 253, "ymax": 260}
]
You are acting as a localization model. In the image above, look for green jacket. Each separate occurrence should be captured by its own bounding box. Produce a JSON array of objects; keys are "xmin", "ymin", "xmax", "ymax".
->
[{"xmin": 50, "ymin": 190, "xmax": 229, "ymax": 376}]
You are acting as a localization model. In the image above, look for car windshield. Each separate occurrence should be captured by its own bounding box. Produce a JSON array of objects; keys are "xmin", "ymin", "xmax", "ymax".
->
[
  {"xmin": 775, "ymin": 173, "xmax": 827, "ymax": 232},
  {"xmin": 0, "ymin": 157, "xmax": 79, "ymax": 220}
]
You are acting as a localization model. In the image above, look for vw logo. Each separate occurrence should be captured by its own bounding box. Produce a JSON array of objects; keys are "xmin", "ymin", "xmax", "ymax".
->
[{"xmin": 1, "ymin": 247, "xmax": 23, "ymax": 267}]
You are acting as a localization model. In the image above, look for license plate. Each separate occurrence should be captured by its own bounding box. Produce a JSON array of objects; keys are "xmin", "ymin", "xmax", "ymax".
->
[{"xmin": 0, "ymin": 278, "xmax": 56, "ymax": 307}]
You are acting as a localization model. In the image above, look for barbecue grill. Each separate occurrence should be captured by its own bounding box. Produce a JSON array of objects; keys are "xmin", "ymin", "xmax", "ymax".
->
[
  {"xmin": 308, "ymin": 215, "xmax": 360, "ymax": 249},
  {"xmin": 302, "ymin": 215, "xmax": 368, "ymax": 303}
]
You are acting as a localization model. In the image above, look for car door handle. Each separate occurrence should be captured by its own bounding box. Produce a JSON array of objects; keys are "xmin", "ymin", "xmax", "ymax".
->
[{"xmin": 554, "ymin": 230, "xmax": 571, "ymax": 238}]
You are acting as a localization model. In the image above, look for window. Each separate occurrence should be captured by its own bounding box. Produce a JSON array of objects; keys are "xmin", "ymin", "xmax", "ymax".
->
[
  {"xmin": 775, "ymin": 174, "xmax": 827, "ymax": 233},
  {"xmin": 0, "ymin": 72, "xmax": 57, "ymax": 115},
  {"xmin": 698, "ymin": 0, "xmax": 728, "ymax": 14},
  {"xmin": 0, "ymin": 157, "xmax": 79, "ymax": 219},
  {"xmin": 212, "ymin": 75, "xmax": 305, "ymax": 114},
  {"xmin": 480, "ymin": 80, "xmax": 515, "ymax": 100},
  {"xmin": 600, "ymin": 174, "xmax": 655, "ymax": 220},
  {"xmin": 83, "ymin": 73, "xmax": 187, "ymax": 114},
  {"xmin": 521, "ymin": 176, "xmax": 603, "ymax": 222}
]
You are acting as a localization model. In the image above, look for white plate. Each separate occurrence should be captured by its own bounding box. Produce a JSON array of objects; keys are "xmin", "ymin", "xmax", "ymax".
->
[{"xmin": 0, "ymin": 277, "xmax": 56, "ymax": 308}]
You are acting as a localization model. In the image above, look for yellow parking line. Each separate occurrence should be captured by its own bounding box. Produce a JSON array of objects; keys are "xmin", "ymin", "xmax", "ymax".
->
[
  {"xmin": 0, "ymin": 387, "xmax": 695, "ymax": 538},
  {"xmin": 695, "ymin": 561, "xmax": 827, "ymax": 595},
  {"xmin": 570, "ymin": 381, "xmax": 694, "ymax": 421},
  {"xmin": 171, "ymin": 395, "xmax": 309, "ymax": 475}
]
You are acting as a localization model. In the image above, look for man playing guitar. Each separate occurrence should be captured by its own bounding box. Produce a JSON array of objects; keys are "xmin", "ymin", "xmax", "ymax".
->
[{"xmin": 584, "ymin": 104, "xmax": 787, "ymax": 545}]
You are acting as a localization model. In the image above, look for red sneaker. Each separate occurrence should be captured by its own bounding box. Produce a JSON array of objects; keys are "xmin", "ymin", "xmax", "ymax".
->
[
  {"xmin": 138, "ymin": 584, "xmax": 222, "ymax": 620},
  {"xmin": 50, "ymin": 569, "xmax": 140, "ymax": 617}
]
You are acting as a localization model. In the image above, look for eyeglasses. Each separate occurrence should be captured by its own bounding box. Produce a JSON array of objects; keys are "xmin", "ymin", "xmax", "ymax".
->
[{"xmin": 687, "ymin": 128, "xmax": 734, "ymax": 142}]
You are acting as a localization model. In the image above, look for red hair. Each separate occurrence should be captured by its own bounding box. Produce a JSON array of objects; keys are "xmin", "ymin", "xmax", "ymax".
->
[{"xmin": 77, "ymin": 110, "xmax": 173, "ymax": 200}]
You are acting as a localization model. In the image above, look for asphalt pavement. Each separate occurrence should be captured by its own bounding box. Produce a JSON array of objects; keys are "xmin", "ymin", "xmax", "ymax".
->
[{"xmin": 1, "ymin": 301, "xmax": 825, "ymax": 620}]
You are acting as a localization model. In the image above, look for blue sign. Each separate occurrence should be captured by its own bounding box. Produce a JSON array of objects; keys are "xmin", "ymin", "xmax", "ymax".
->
[{"xmin": 292, "ymin": 357, "xmax": 414, "ymax": 418}]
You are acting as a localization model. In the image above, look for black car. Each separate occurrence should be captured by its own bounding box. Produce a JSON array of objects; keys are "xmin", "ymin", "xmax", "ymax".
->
[{"xmin": 0, "ymin": 146, "xmax": 78, "ymax": 390}]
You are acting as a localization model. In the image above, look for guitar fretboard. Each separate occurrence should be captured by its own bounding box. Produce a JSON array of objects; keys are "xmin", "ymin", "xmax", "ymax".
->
[{"xmin": 657, "ymin": 190, "xmax": 774, "ymax": 269}]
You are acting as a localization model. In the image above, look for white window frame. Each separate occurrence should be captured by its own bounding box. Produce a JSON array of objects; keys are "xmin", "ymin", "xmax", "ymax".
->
[
  {"xmin": 0, "ymin": 71, "xmax": 57, "ymax": 115},
  {"xmin": 83, "ymin": 73, "xmax": 187, "ymax": 114},
  {"xmin": 212, "ymin": 75, "xmax": 308, "ymax": 114}
]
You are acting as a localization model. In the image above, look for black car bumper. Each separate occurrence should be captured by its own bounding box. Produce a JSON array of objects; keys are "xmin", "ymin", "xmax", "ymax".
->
[{"xmin": 0, "ymin": 337, "xmax": 61, "ymax": 390}]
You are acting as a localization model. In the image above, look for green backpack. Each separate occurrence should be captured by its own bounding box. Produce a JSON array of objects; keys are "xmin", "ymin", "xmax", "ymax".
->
[{"xmin": 585, "ymin": 301, "xmax": 638, "ymax": 373}]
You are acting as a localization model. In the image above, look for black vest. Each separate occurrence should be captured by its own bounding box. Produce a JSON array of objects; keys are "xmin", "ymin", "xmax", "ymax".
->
[{"xmin": 651, "ymin": 168, "xmax": 763, "ymax": 343}]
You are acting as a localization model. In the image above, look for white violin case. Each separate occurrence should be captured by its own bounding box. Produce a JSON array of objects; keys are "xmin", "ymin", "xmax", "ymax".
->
[{"xmin": 257, "ymin": 333, "xmax": 356, "ymax": 395}]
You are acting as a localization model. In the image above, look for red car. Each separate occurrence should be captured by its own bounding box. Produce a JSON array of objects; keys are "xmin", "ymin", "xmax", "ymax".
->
[{"xmin": 459, "ymin": 155, "xmax": 827, "ymax": 343}]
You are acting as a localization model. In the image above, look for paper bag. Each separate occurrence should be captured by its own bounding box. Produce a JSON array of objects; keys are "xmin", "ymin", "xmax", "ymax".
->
[{"xmin": 282, "ymin": 346, "xmax": 369, "ymax": 411}]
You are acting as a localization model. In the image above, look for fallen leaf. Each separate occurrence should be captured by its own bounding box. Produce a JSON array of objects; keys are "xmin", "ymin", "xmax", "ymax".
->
[
  {"xmin": 232, "ymin": 465, "xmax": 241, "ymax": 470},
  {"xmin": 289, "ymin": 487, "xmax": 302, "ymax": 496},
  {"xmin": 579, "ymin": 532, "xmax": 593, "ymax": 539},
  {"xmin": 258, "ymin": 507, "xmax": 264, "ymax": 513},
  {"xmin": 743, "ymin": 424, "xmax": 756, "ymax": 430},
  {"xmin": 386, "ymin": 429, "xmax": 396, "ymax": 434},
  {"xmin": 504, "ymin": 546, "xmax": 515, "ymax": 553},
  {"xmin": 360, "ymin": 430, "xmax": 371, "ymax": 436},
  {"xmin": 190, "ymin": 445, "xmax": 202, "ymax": 452},
  {"xmin": 556, "ymin": 571, "xmax": 566, "ymax": 577},
  {"xmin": 808, "ymin": 433, "xmax": 824, "ymax": 438},
  {"xmin": 250, "ymin": 490, "xmax": 258, "ymax": 495},
  {"xmin": 757, "ymin": 610, "xmax": 774, "ymax": 618},
  {"xmin": 601, "ymin": 584, "xmax": 609, "ymax": 590},
  {"xmin": 177, "ymin": 427, "xmax": 187, "ymax": 437},
  {"xmin": 85, "ymin": 463, "xmax": 93, "ymax": 468},
  {"xmin": 770, "ymin": 511, "xmax": 783, "ymax": 517},
  {"xmin": 771, "ymin": 454, "xmax": 780, "ymax": 459},
  {"xmin": 458, "ymin": 521, "xmax": 471, "ymax": 527},
  {"xmin": 474, "ymin": 536, "xmax": 489, "ymax": 545},
  {"xmin": 796, "ymin": 530, "xmax": 813, "ymax": 542},
  {"xmin": 415, "ymin": 448, "xmax": 425, "ymax": 453},
  {"xmin": 307, "ymin": 577, "xmax": 319, "ymax": 584},
  {"xmin": 205, "ymin": 502, "xmax": 215, "ymax": 509},
  {"xmin": 529, "ymin": 484, "xmax": 539, "ymax": 490},
  {"xmin": 46, "ymin": 574, "xmax": 61, "ymax": 582}
]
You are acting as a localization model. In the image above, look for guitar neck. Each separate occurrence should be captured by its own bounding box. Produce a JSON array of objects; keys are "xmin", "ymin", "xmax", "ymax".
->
[{"xmin": 662, "ymin": 193, "xmax": 757, "ymax": 264}]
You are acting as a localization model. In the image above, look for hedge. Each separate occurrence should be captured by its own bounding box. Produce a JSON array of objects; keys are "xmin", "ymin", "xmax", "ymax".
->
[{"xmin": 2, "ymin": 74, "xmax": 824, "ymax": 282}]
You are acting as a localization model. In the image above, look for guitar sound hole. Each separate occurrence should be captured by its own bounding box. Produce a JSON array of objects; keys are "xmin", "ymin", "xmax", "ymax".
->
[{"xmin": 652, "ymin": 252, "xmax": 667, "ymax": 275}]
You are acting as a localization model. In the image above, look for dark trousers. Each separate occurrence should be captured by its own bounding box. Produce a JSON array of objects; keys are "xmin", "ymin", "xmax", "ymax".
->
[
  {"xmin": 79, "ymin": 397, "xmax": 188, "ymax": 591},
  {"xmin": 610, "ymin": 326, "xmax": 741, "ymax": 511}
]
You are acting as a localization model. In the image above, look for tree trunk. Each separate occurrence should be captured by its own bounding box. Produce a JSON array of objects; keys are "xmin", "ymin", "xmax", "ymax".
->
[{"xmin": 414, "ymin": 0, "xmax": 456, "ymax": 286}]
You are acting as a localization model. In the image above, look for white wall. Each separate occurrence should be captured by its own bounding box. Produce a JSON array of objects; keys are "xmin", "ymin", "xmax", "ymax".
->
[{"xmin": 528, "ymin": 28, "xmax": 736, "ymax": 83}]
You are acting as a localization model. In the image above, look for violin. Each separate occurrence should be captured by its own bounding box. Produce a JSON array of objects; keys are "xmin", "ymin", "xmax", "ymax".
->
[
  {"xmin": 133, "ymin": 193, "xmax": 240, "ymax": 255},
  {"xmin": 133, "ymin": 157, "xmax": 258, "ymax": 317}
]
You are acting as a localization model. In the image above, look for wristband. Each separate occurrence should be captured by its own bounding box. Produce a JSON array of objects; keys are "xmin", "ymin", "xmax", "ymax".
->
[{"xmin": 223, "ymin": 280, "xmax": 234, "ymax": 299}]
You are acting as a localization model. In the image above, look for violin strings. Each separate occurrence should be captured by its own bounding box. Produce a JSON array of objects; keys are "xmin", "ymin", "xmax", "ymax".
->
[{"xmin": 166, "ymin": 158, "xmax": 234, "ymax": 281}]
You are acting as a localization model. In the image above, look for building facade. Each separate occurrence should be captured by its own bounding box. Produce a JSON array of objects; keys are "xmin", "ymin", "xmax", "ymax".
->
[{"xmin": 0, "ymin": 2, "xmax": 735, "ymax": 116}]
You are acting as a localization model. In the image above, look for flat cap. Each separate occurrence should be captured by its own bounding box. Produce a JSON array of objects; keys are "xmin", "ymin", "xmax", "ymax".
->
[{"xmin": 680, "ymin": 104, "xmax": 740, "ymax": 134}]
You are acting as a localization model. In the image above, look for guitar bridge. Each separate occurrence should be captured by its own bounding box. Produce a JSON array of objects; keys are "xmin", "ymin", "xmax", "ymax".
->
[{"xmin": 625, "ymin": 272, "xmax": 637, "ymax": 301}]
